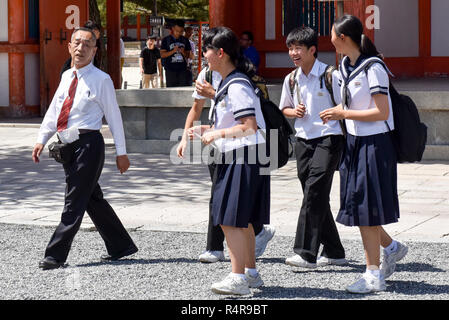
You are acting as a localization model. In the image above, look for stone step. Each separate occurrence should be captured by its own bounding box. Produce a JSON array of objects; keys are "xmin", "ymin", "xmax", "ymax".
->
[{"xmin": 124, "ymin": 41, "xmax": 143, "ymax": 50}]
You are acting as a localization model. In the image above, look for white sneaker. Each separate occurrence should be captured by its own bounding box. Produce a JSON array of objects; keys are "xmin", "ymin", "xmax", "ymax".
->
[
  {"xmin": 346, "ymin": 272, "xmax": 386, "ymax": 294},
  {"xmin": 285, "ymin": 254, "xmax": 317, "ymax": 269},
  {"xmin": 381, "ymin": 241, "xmax": 409, "ymax": 279},
  {"xmin": 199, "ymin": 250, "xmax": 225, "ymax": 263},
  {"xmin": 211, "ymin": 273, "xmax": 251, "ymax": 295},
  {"xmin": 255, "ymin": 225, "xmax": 276, "ymax": 258},
  {"xmin": 316, "ymin": 256, "xmax": 349, "ymax": 267},
  {"xmin": 245, "ymin": 271, "xmax": 264, "ymax": 288}
]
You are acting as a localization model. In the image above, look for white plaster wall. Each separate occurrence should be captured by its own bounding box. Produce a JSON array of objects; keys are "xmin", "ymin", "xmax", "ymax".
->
[
  {"xmin": 0, "ymin": 0, "xmax": 8, "ymax": 41},
  {"xmin": 265, "ymin": 0, "xmax": 276, "ymax": 40},
  {"xmin": 374, "ymin": 0, "xmax": 419, "ymax": 57},
  {"xmin": 431, "ymin": 0, "xmax": 449, "ymax": 57},
  {"xmin": 25, "ymin": 53, "xmax": 40, "ymax": 106},
  {"xmin": 0, "ymin": 53, "xmax": 9, "ymax": 107}
]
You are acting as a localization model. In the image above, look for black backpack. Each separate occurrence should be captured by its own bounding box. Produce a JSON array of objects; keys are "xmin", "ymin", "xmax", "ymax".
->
[
  {"xmin": 359, "ymin": 58, "xmax": 427, "ymax": 163},
  {"xmin": 213, "ymin": 71, "xmax": 294, "ymax": 170}
]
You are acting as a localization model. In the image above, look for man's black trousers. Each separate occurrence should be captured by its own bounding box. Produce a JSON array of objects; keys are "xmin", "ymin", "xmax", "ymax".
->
[
  {"xmin": 165, "ymin": 69, "xmax": 191, "ymax": 87},
  {"xmin": 293, "ymin": 135, "xmax": 345, "ymax": 263},
  {"xmin": 44, "ymin": 131, "xmax": 136, "ymax": 263}
]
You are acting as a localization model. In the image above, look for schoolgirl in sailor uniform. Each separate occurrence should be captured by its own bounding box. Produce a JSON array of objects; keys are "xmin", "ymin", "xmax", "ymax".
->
[
  {"xmin": 320, "ymin": 15, "xmax": 408, "ymax": 294},
  {"xmin": 190, "ymin": 27, "xmax": 270, "ymax": 296}
]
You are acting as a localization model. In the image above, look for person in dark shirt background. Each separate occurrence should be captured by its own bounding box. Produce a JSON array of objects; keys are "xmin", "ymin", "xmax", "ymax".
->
[
  {"xmin": 240, "ymin": 31, "xmax": 260, "ymax": 73},
  {"xmin": 160, "ymin": 20, "xmax": 192, "ymax": 87},
  {"xmin": 139, "ymin": 35, "xmax": 162, "ymax": 88}
]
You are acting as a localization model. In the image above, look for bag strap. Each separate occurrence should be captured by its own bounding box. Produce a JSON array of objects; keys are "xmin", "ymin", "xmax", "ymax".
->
[
  {"xmin": 359, "ymin": 58, "xmax": 395, "ymax": 132},
  {"xmin": 205, "ymin": 67, "xmax": 213, "ymax": 84},
  {"xmin": 319, "ymin": 65, "xmax": 338, "ymax": 106},
  {"xmin": 288, "ymin": 67, "xmax": 302, "ymax": 105},
  {"xmin": 210, "ymin": 75, "xmax": 254, "ymax": 127}
]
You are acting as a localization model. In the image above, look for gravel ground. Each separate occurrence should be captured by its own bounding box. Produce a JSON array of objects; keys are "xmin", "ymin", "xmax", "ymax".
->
[{"xmin": 0, "ymin": 223, "xmax": 448, "ymax": 301}]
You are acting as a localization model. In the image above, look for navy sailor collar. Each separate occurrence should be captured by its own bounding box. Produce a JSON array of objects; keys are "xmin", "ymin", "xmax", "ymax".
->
[{"xmin": 339, "ymin": 55, "xmax": 393, "ymax": 84}]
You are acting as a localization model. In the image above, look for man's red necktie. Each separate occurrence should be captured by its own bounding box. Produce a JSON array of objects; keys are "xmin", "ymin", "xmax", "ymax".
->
[{"xmin": 57, "ymin": 71, "xmax": 78, "ymax": 132}]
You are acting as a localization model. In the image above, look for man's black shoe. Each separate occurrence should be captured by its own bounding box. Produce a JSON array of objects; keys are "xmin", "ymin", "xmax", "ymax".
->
[
  {"xmin": 39, "ymin": 257, "xmax": 64, "ymax": 270},
  {"xmin": 100, "ymin": 246, "xmax": 138, "ymax": 261}
]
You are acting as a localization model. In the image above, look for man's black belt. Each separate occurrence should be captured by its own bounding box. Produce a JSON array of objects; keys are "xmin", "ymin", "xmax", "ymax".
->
[{"xmin": 78, "ymin": 129, "xmax": 99, "ymax": 134}]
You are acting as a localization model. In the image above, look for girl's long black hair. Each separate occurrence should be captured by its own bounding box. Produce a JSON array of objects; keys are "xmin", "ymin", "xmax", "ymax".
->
[
  {"xmin": 333, "ymin": 14, "xmax": 381, "ymax": 59},
  {"xmin": 202, "ymin": 27, "xmax": 256, "ymax": 78}
]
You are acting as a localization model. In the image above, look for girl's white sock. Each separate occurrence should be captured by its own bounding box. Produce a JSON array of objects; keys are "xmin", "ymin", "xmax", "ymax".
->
[
  {"xmin": 366, "ymin": 266, "xmax": 381, "ymax": 278},
  {"xmin": 384, "ymin": 240, "xmax": 398, "ymax": 255},
  {"xmin": 245, "ymin": 268, "xmax": 259, "ymax": 277},
  {"xmin": 231, "ymin": 272, "xmax": 247, "ymax": 281}
]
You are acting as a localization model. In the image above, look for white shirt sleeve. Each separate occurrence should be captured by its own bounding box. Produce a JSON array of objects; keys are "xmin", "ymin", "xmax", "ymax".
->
[
  {"xmin": 332, "ymin": 70, "xmax": 343, "ymax": 105},
  {"xmin": 36, "ymin": 85, "xmax": 63, "ymax": 145},
  {"xmin": 279, "ymin": 75, "xmax": 295, "ymax": 110},
  {"xmin": 367, "ymin": 63, "xmax": 389, "ymax": 96},
  {"xmin": 192, "ymin": 68, "xmax": 207, "ymax": 100},
  {"xmin": 228, "ymin": 83, "xmax": 257, "ymax": 121},
  {"xmin": 98, "ymin": 76, "xmax": 127, "ymax": 156}
]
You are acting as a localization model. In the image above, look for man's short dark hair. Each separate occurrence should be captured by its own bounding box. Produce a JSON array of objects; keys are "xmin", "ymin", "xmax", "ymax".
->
[
  {"xmin": 286, "ymin": 27, "xmax": 318, "ymax": 57},
  {"xmin": 242, "ymin": 31, "xmax": 254, "ymax": 42},
  {"xmin": 71, "ymin": 27, "xmax": 97, "ymax": 42},
  {"xmin": 173, "ymin": 19, "xmax": 185, "ymax": 29}
]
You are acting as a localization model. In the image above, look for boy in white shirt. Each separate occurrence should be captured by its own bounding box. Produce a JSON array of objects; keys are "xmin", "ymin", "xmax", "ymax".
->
[{"xmin": 279, "ymin": 27, "xmax": 346, "ymax": 269}]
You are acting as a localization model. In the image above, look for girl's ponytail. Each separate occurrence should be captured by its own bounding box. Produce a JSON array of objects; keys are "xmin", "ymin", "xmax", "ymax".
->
[
  {"xmin": 360, "ymin": 34, "xmax": 380, "ymax": 58},
  {"xmin": 334, "ymin": 14, "xmax": 382, "ymax": 59},
  {"xmin": 236, "ymin": 55, "xmax": 257, "ymax": 79}
]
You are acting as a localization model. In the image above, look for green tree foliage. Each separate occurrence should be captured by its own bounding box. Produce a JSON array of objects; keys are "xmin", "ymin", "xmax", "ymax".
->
[{"xmin": 96, "ymin": 0, "xmax": 209, "ymax": 24}]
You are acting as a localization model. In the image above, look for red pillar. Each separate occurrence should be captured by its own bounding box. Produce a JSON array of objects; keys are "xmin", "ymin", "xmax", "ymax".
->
[
  {"xmin": 209, "ymin": 0, "xmax": 250, "ymax": 34},
  {"xmin": 107, "ymin": 0, "xmax": 121, "ymax": 89},
  {"xmin": 209, "ymin": 0, "xmax": 227, "ymax": 28},
  {"xmin": 136, "ymin": 13, "xmax": 141, "ymax": 41},
  {"xmin": 8, "ymin": 0, "xmax": 26, "ymax": 117}
]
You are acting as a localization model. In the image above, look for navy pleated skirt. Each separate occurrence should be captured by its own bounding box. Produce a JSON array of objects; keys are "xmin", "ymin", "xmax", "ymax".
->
[
  {"xmin": 212, "ymin": 145, "xmax": 270, "ymax": 228},
  {"xmin": 336, "ymin": 133, "xmax": 400, "ymax": 227}
]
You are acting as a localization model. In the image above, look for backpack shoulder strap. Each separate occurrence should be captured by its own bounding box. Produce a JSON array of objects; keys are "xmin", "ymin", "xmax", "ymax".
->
[
  {"xmin": 214, "ymin": 77, "xmax": 253, "ymax": 103},
  {"xmin": 319, "ymin": 65, "xmax": 338, "ymax": 106},
  {"xmin": 211, "ymin": 72, "xmax": 254, "ymax": 126},
  {"xmin": 205, "ymin": 67, "xmax": 213, "ymax": 84},
  {"xmin": 288, "ymin": 67, "xmax": 299, "ymax": 99}
]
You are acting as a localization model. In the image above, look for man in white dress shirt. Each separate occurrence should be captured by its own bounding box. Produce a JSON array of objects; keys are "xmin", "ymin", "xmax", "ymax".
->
[{"xmin": 32, "ymin": 27, "xmax": 137, "ymax": 270}]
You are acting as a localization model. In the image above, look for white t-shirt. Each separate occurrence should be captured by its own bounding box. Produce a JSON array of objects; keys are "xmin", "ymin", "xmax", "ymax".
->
[
  {"xmin": 213, "ymin": 81, "xmax": 266, "ymax": 153},
  {"xmin": 192, "ymin": 68, "xmax": 222, "ymax": 120},
  {"xmin": 279, "ymin": 59, "xmax": 342, "ymax": 140},
  {"xmin": 338, "ymin": 56, "xmax": 394, "ymax": 136},
  {"xmin": 120, "ymin": 39, "xmax": 125, "ymax": 58}
]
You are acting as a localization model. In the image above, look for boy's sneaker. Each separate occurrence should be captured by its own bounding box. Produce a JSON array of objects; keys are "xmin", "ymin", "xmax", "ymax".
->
[
  {"xmin": 285, "ymin": 254, "xmax": 317, "ymax": 269},
  {"xmin": 255, "ymin": 225, "xmax": 276, "ymax": 258},
  {"xmin": 316, "ymin": 256, "xmax": 349, "ymax": 267},
  {"xmin": 211, "ymin": 273, "xmax": 251, "ymax": 295},
  {"xmin": 199, "ymin": 250, "xmax": 225, "ymax": 263},
  {"xmin": 245, "ymin": 271, "xmax": 264, "ymax": 288},
  {"xmin": 381, "ymin": 241, "xmax": 409, "ymax": 279},
  {"xmin": 346, "ymin": 272, "xmax": 386, "ymax": 294}
]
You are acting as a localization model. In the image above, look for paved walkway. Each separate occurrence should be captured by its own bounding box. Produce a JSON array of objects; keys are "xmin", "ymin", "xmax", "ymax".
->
[{"xmin": 0, "ymin": 125, "xmax": 448, "ymax": 243}]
